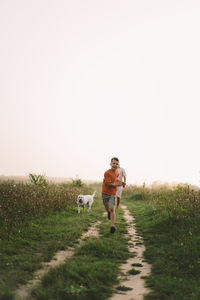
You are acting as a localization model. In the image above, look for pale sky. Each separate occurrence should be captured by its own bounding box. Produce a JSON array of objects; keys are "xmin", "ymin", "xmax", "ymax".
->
[{"xmin": 1, "ymin": 0, "xmax": 200, "ymax": 186}]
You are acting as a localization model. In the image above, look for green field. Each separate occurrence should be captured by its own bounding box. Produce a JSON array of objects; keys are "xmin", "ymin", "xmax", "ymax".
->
[{"xmin": 1, "ymin": 179, "xmax": 200, "ymax": 299}]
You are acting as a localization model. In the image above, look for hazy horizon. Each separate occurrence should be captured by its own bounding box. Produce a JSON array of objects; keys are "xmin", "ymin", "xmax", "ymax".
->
[
  {"xmin": 0, "ymin": 174, "xmax": 199, "ymax": 189},
  {"xmin": 1, "ymin": 0, "xmax": 200, "ymax": 187}
]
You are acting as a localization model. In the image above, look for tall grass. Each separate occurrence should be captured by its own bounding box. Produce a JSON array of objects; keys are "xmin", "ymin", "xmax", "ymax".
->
[
  {"xmin": 0, "ymin": 179, "xmax": 92, "ymax": 239},
  {"xmin": 123, "ymin": 183, "xmax": 200, "ymax": 299},
  {"xmin": 123, "ymin": 183, "xmax": 200, "ymax": 220}
]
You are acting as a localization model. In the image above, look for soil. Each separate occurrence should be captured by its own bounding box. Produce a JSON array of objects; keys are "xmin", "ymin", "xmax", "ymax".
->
[{"xmin": 109, "ymin": 205, "xmax": 152, "ymax": 300}]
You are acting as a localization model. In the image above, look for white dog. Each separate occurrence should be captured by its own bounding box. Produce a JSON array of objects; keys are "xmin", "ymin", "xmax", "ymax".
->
[{"xmin": 77, "ymin": 191, "xmax": 96, "ymax": 213}]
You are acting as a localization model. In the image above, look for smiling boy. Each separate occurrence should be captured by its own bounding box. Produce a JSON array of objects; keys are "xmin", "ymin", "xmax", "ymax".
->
[{"xmin": 102, "ymin": 157, "xmax": 125, "ymax": 233}]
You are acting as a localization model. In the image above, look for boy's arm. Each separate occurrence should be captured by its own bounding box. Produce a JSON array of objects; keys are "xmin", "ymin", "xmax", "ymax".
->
[
  {"xmin": 122, "ymin": 169, "xmax": 127, "ymax": 187},
  {"xmin": 106, "ymin": 182, "xmax": 121, "ymax": 188},
  {"xmin": 104, "ymin": 175, "xmax": 122, "ymax": 187},
  {"xmin": 104, "ymin": 171, "xmax": 121, "ymax": 188}
]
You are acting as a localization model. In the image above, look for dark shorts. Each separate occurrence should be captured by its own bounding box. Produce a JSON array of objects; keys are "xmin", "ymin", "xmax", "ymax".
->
[{"xmin": 102, "ymin": 193, "xmax": 115, "ymax": 207}]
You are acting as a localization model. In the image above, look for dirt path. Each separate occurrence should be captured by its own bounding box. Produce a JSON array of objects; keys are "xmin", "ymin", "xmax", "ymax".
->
[
  {"xmin": 14, "ymin": 221, "xmax": 101, "ymax": 300},
  {"xmin": 109, "ymin": 205, "xmax": 152, "ymax": 300},
  {"xmin": 15, "ymin": 206, "xmax": 152, "ymax": 300}
]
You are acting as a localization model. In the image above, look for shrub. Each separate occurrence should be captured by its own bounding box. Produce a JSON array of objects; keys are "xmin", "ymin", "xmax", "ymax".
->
[
  {"xmin": 124, "ymin": 184, "xmax": 200, "ymax": 221},
  {"xmin": 70, "ymin": 178, "xmax": 84, "ymax": 187},
  {"xmin": 29, "ymin": 174, "xmax": 48, "ymax": 187}
]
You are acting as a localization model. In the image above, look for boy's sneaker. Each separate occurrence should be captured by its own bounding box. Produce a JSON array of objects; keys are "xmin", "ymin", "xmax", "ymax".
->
[
  {"xmin": 107, "ymin": 212, "xmax": 111, "ymax": 220},
  {"xmin": 110, "ymin": 226, "xmax": 115, "ymax": 234}
]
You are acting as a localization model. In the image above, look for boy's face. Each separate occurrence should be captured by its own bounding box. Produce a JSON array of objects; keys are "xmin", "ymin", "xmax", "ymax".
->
[{"xmin": 110, "ymin": 159, "xmax": 119, "ymax": 171}]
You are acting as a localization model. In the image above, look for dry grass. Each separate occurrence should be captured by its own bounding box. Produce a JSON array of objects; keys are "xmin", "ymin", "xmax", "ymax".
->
[{"xmin": 0, "ymin": 180, "xmax": 92, "ymax": 238}]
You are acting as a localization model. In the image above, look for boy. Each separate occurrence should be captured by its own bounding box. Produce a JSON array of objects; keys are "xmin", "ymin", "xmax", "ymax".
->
[
  {"xmin": 116, "ymin": 163, "xmax": 127, "ymax": 209},
  {"xmin": 102, "ymin": 157, "xmax": 126, "ymax": 234}
]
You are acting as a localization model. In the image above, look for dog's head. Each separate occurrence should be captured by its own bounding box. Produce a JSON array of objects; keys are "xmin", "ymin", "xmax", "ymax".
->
[{"xmin": 77, "ymin": 195, "xmax": 84, "ymax": 204}]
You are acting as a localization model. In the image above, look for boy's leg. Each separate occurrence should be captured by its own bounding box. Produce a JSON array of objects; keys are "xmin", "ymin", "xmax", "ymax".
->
[
  {"xmin": 116, "ymin": 196, "xmax": 120, "ymax": 208},
  {"xmin": 110, "ymin": 206, "xmax": 115, "ymax": 227},
  {"xmin": 106, "ymin": 207, "xmax": 111, "ymax": 219},
  {"xmin": 102, "ymin": 194, "xmax": 116, "ymax": 228},
  {"xmin": 116, "ymin": 187, "xmax": 122, "ymax": 209},
  {"xmin": 109, "ymin": 196, "xmax": 116, "ymax": 229},
  {"xmin": 105, "ymin": 206, "xmax": 110, "ymax": 212},
  {"xmin": 102, "ymin": 193, "xmax": 111, "ymax": 219}
]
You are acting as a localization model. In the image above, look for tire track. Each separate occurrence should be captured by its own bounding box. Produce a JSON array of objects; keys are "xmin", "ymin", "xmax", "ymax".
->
[
  {"xmin": 15, "ymin": 221, "xmax": 101, "ymax": 300},
  {"xmin": 110, "ymin": 205, "xmax": 152, "ymax": 300}
]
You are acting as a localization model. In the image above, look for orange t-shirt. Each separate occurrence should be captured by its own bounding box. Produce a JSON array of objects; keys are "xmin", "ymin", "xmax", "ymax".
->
[{"xmin": 102, "ymin": 169, "xmax": 119, "ymax": 195}]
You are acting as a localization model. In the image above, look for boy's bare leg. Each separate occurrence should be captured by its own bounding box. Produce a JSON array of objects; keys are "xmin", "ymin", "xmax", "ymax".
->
[
  {"xmin": 117, "ymin": 197, "xmax": 120, "ymax": 208},
  {"xmin": 105, "ymin": 206, "xmax": 111, "ymax": 219},
  {"xmin": 110, "ymin": 207, "xmax": 115, "ymax": 227}
]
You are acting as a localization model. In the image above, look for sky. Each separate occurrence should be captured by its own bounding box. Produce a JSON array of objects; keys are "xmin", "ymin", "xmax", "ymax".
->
[{"xmin": 1, "ymin": 0, "xmax": 200, "ymax": 186}]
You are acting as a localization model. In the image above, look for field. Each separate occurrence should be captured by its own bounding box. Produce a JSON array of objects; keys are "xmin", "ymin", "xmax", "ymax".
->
[
  {"xmin": 123, "ymin": 183, "xmax": 200, "ymax": 299},
  {"xmin": 1, "ymin": 177, "xmax": 200, "ymax": 299}
]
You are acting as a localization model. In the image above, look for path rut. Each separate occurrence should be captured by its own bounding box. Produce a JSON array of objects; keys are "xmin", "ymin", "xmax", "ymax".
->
[
  {"xmin": 15, "ymin": 205, "xmax": 152, "ymax": 300},
  {"xmin": 110, "ymin": 205, "xmax": 152, "ymax": 300},
  {"xmin": 15, "ymin": 221, "xmax": 101, "ymax": 300}
]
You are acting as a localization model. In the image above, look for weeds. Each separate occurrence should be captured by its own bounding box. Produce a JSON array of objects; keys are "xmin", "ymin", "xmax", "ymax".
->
[
  {"xmin": 31, "ymin": 209, "xmax": 130, "ymax": 300},
  {"xmin": 0, "ymin": 179, "xmax": 91, "ymax": 239},
  {"xmin": 127, "ymin": 268, "xmax": 141, "ymax": 275},
  {"xmin": 0, "ymin": 197, "xmax": 103, "ymax": 299},
  {"xmin": 124, "ymin": 194, "xmax": 200, "ymax": 299},
  {"xmin": 123, "ymin": 183, "xmax": 200, "ymax": 221},
  {"xmin": 131, "ymin": 263, "xmax": 143, "ymax": 267},
  {"xmin": 116, "ymin": 285, "xmax": 133, "ymax": 291},
  {"xmin": 29, "ymin": 174, "xmax": 48, "ymax": 187}
]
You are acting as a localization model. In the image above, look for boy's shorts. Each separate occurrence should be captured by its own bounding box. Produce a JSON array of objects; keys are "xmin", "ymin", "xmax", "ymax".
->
[
  {"xmin": 116, "ymin": 186, "xmax": 123, "ymax": 198},
  {"xmin": 102, "ymin": 193, "xmax": 115, "ymax": 207}
]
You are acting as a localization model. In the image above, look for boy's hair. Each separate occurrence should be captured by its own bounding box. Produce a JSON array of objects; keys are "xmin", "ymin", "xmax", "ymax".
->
[{"xmin": 111, "ymin": 157, "xmax": 119, "ymax": 162}]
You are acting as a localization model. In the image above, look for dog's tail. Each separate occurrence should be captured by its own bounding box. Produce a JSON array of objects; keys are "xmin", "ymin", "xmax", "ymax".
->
[{"xmin": 92, "ymin": 191, "xmax": 96, "ymax": 197}]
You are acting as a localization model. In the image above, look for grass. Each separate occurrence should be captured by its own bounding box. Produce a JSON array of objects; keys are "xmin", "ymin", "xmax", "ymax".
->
[
  {"xmin": 124, "ymin": 197, "xmax": 200, "ymax": 300},
  {"xmin": 0, "ymin": 196, "xmax": 104, "ymax": 300},
  {"xmin": 0, "ymin": 191, "xmax": 132, "ymax": 300},
  {"xmin": 116, "ymin": 285, "xmax": 133, "ymax": 291},
  {"xmin": 131, "ymin": 263, "xmax": 143, "ymax": 267},
  {"xmin": 0, "ymin": 180, "xmax": 93, "ymax": 239},
  {"xmin": 31, "ymin": 208, "xmax": 131, "ymax": 300},
  {"xmin": 127, "ymin": 268, "xmax": 141, "ymax": 275},
  {"xmin": 5, "ymin": 181, "xmax": 200, "ymax": 299}
]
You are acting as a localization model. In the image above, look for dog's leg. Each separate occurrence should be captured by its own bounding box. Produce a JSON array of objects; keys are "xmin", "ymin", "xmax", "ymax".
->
[
  {"xmin": 78, "ymin": 205, "xmax": 80, "ymax": 213},
  {"xmin": 87, "ymin": 203, "xmax": 91, "ymax": 212}
]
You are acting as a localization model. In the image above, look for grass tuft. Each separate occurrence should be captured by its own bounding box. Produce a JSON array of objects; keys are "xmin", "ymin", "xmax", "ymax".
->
[
  {"xmin": 116, "ymin": 285, "xmax": 133, "ymax": 291},
  {"xmin": 127, "ymin": 268, "xmax": 141, "ymax": 275},
  {"xmin": 131, "ymin": 263, "xmax": 143, "ymax": 267}
]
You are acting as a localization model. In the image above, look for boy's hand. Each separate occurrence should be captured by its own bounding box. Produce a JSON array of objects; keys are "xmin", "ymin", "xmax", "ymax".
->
[
  {"xmin": 116, "ymin": 180, "xmax": 123, "ymax": 187},
  {"xmin": 122, "ymin": 182, "xmax": 126, "ymax": 188}
]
